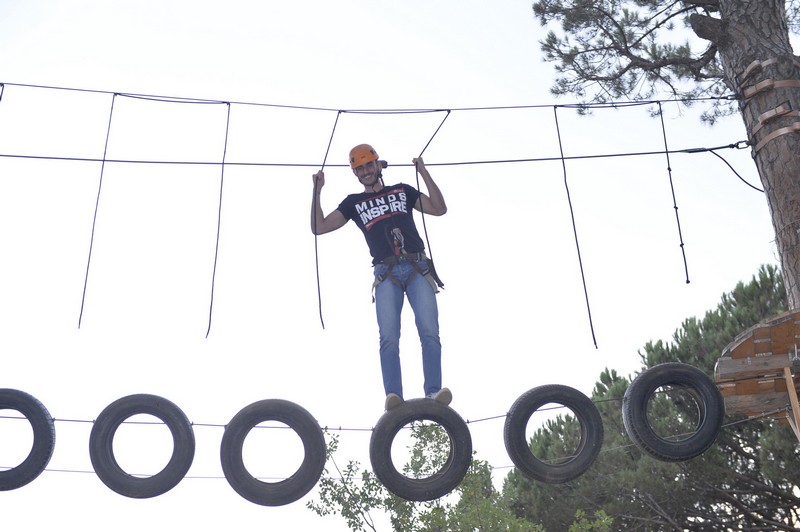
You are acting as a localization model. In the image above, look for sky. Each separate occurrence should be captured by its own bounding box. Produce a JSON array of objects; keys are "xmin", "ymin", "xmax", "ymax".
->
[{"xmin": 0, "ymin": 1, "xmax": 786, "ymax": 530}]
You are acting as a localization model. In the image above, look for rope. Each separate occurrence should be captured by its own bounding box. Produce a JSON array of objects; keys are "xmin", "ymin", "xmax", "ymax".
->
[
  {"xmin": 77, "ymin": 93, "xmax": 233, "ymax": 330},
  {"xmin": 658, "ymin": 102, "xmax": 690, "ymax": 284},
  {"xmin": 0, "ymin": 81, "xmax": 762, "ymax": 343},
  {"xmin": 415, "ymin": 109, "xmax": 451, "ymax": 262},
  {"xmin": 683, "ymin": 141, "xmax": 764, "ymax": 193},
  {"xmin": 313, "ymin": 110, "xmax": 343, "ymax": 329},
  {"xmin": 205, "ymin": 102, "xmax": 232, "ymax": 338},
  {"xmin": 0, "ymin": 80, "xmax": 737, "ymax": 113},
  {"xmin": 0, "ymin": 142, "xmax": 758, "ymax": 170},
  {"xmin": 116, "ymin": 93, "xmax": 227, "ymax": 105},
  {"xmin": 1, "ymin": 396, "xmax": 789, "ymax": 481},
  {"xmin": 78, "ymin": 93, "xmax": 117, "ymax": 329},
  {"xmin": 418, "ymin": 109, "xmax": 451, "ymax": 156},
  {"xmin": 553, "ymin": 106, "xmax": 598, "ymax": 348},
  {"xmin": 708, "ymin": 149, "xmax": 764, "ymax": 192}
]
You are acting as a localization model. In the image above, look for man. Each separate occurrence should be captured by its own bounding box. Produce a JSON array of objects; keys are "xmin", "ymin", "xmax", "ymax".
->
[{"xmin": 311, "ymin": 143, "xmax": 451, "ymax": 411}]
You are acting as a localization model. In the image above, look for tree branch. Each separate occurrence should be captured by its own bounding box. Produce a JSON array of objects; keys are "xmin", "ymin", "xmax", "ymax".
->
[{"xmin": 689, "ymin": 13, "xmax": 727, "ymax": 45}]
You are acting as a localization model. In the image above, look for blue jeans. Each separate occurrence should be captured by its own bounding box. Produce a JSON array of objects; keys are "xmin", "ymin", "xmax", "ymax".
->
[{"xmin": 373, "ymin": 259, "xmax": 441, "ymax": 399}]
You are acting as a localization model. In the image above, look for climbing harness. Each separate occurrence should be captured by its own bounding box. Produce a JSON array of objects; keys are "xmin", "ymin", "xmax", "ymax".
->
[{"xmin": 371, "ymin": 251, "xmax": 444, "ymax": 302}]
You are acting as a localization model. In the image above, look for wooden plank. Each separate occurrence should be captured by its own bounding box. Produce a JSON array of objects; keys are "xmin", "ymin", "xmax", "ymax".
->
[
  {"xmin": 715, "ymin": 353, "xmax": 794, "ymax": 381},
  {"xmin": 767, "ymin": 312, "xmax": 800, "ymax": 328},
  {"xmin": 723, "ymin": 335, "xmax": 754, "ymax": 357},
  {"xmin": 718, "ymin": 377, "xmax": 791, "ymax": 397},
  {"xmin": 752, "ymin": 330, "xmax": 773, "ymax": 357},
  {"xmin": 753, "ymin": 326, "xmax": 772, "ymax": 342},
  {"xmin": 722, "ymin": 309, "xmax": 800, "ymax": 359},
  {"xmin": 716, "ymin": 311, "xmax": 800, "ymax": 436},
  {"xmin": 722, "ymin": 326, "xmax": 754, "ymax": 357},
  {"xmin": 724, "ymin": 391, "xmax": 789, "ymax": 417},
  {"xmin": 769, "ymin": 325, "xmax": 795, "ymax": 357},
  {"xmin": 784, "ymin": 367, "xmax": 800, "ymax": 443}
]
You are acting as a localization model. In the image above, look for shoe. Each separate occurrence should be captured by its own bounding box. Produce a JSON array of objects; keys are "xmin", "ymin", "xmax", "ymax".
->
[
  {"xmin": 385, "ymin": 393, "xmax": 403, "ymax": 411},
  {"xmin": 427, "ymin": 387, "xmax": 452, "ymax": 406}
]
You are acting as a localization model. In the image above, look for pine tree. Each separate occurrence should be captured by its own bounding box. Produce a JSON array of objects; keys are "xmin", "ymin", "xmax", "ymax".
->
[
  {"xmin": 503, "ymin": 265, "xmax": 800, "ymax": 530},
  {"xmin": 531, "ymin": 1, "xmax": 800, "ymax": 309}
]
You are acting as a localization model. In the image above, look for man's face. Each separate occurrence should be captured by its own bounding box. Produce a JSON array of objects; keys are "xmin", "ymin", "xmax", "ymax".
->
[{"xmin": 353, "ymin": 159, "xmax": 380, "ymax": 183}]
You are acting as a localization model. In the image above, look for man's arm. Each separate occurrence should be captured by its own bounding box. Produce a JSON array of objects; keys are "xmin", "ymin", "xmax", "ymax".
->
[
  {"xmin": 412, "ymin": 157, "xmax": 447, "ymax": 216},
  {"xmin": 311, "ymin": 170, "xmax": 348, "ymax": 235}
]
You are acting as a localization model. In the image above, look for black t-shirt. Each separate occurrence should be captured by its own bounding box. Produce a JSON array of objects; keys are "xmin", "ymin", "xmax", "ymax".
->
[{"xmin": 337, "ymin": 183, "xmax": 425, "ymax": 265}]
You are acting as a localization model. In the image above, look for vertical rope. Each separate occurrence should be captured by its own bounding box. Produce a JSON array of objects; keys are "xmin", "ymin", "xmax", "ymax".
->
[
  {"xmin": 205, "ymin": 102, "xmax": 232, "ymax": 338},
  {"xmin": 553, "ymin": 106, "xmax": 597, "ymax": 348},
  {"xmin": 415, "ymin": 109, "xmax": 451, "ymax": 259},
  {"xmin": 657, "ymin": 102, "xmax": 690, "ymax": 284},
  {"xmin": 0, "ymin": 83, "xmax": 5, "ymax": 103},
  {"xmin": 417, "ymin": 110, "xmax": 451, "ymax": 160},
  {"xmin": 313, "ymin": 110, "xmax": 343, "ymax": 329},
  {"xmin": 78, "ymin": 93, "xmax": 117, "ymax": 328}
]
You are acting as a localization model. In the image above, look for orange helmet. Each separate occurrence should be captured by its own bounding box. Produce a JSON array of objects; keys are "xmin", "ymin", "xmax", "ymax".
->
[{"xmin": 349, "ymin": 144, "xmax": 379, "ymax": 168}]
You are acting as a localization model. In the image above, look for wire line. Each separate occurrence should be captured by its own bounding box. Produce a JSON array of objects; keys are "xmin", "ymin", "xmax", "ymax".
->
[
  {"xmin": 0, "ymin": 80, "xmax": 736, "ymax": 114},
  {"xmin": 205, "ymin": 102, "xmax": 232, "ymax": 338},
  {"xmin": 658, "ymin": 102, "xmax": 690, "ymax": 284},
  {"xmin": 2, "ymin": 399, "xmax": 787, "ymax": 483},
  {"xmin": 707, "ymin": 148, "xmax": 764, "ymax": 192},
  {"xmin": 313, "ymin": 110, "xmax": 343, "ymax": 330},
  {"xmin": 553, "ymin": 106, "xmax": 597, "ymax": 348},
  {"xmin": 0, "ymin": 142, "xmax": 757, "ymax": 173},
  {"xmin": 0, "ymin": 81, "xmax": 764, "ymax": 344},
  {"xmin": 415, "ymin": 109, "xmax": 451, "ymax": 267},
  {"xmin": 78, "ymin": 93, "xmax": 117, "ymax": 329}
]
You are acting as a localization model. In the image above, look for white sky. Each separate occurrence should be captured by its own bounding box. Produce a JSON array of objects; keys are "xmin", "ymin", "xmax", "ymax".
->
[{"xmin": 0, "ymin": 1, "xmax": 785, "ymax": 530}]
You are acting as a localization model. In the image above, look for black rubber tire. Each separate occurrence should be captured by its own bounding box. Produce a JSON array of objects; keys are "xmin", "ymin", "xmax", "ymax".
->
[
  {"xmin": 623, "ymin": 362, "xmax": 724, "ymax": 462},
  {"xmin": 89, "ymin": 394, "xmax": 195, "ymax": 498},
  {"xmin": 369, "ymin": 398, "xmax": 472, "ymax": 501},
  {"xmin": 503, "ymin": 384, "xmax": 603, "ymax": 483},
  {"xmin": 220, "ymin": 399, "xmax": 326, "ymax": 506},
  {"xmin": 0, "ymin": 389, "xmax": 56, "ymax": 491}
]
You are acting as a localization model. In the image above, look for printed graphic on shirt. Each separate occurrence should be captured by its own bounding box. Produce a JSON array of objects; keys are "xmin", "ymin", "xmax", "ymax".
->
[
  {"xmin": 391, "ymin": 227, "xmax": 405, "ymax": 255},
  {"xmin": 354, "ymin": 188, "xmax": 409, "ymax": 231}
]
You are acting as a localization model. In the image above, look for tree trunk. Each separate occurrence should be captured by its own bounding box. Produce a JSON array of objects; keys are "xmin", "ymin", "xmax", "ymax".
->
[{"xmin": 701, "ymin": 1, "xmax": 800, "ymax": 308}]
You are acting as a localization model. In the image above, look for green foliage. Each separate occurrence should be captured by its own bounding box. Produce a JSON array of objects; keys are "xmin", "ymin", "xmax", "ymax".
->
[
  {"xmin": 446, "ymin": 459, "xmax": 545, "ymax": 532},
  {"xmin": 568, "ymin": 510, "xmax": 612, "ymax": 532},
  {"xmin": 310, "ymin": 266, "xmax": 800, "ymax": 530},
  {"xmin": 503, "ymin": 265, "xmax": 800, "ymax": 530},
  {"xmin": 529, "ymin": 412, "xmax": 584, "ymax": 468},
  {"xmin": 502, "ymin": 368, "xmax": 634, "ymax": 530},
  {"xmin": 640, "ymin": 263, "xmax": 786, "ymax": 374},
  {"xmin": 306, "ymin": 434, "xmax": 385, "ymax": 531},
  {"xmin": 529, "ymin": 1, "xmax": 800, "ymax": 122},
  {"xmin": 308, "ymin": 423, "xmax": 594, "ymax": 531},
  {"xmin": 532, "ymin": 0, "xmax": 729, "ymax": 105},
  {"xmin": 306, "ymin": 425, "xmax": 459, "ymax": 531}
]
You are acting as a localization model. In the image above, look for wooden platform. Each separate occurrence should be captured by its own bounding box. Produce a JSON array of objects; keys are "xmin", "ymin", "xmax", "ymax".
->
[{"xmin": 714, "ymin": 309, "xmax": 800, "ymax": 441}]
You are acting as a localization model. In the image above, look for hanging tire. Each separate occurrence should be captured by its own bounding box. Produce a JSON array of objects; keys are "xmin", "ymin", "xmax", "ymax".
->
[
  {"xmin": 220, "ymin": 399, "xmax": 326, "ymax": 506},
  {"xmin": 503, "ymin": 384, "xmax": 603, "ymax": 483},
  {"xmin": 369, "ymin": 398, "xmax": 472, "ymax": 501},
  {"xmin": 89, "ymin": 394, "xmax": 195, "ymax": 498},
  {"xmin": 622, "ymin": 362, "xmax": 723, "ymax": 462},
  {"xmin": 0, "ymin": 389, "xmax": 56, "ymax": 491}
]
